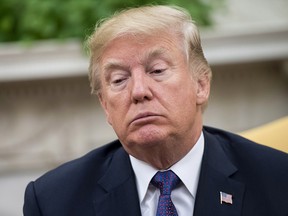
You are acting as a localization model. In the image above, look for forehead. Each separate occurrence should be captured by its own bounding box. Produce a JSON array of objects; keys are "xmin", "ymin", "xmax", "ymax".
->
[{"xmin": 100, "ymin": 32, "xmax": 185, "ymax": 67}]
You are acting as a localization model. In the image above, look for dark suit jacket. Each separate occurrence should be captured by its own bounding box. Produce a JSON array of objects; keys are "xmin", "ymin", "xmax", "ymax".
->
[{"xmin": 23, "ymin": 126, "xmax": 288, "ymax": 216}]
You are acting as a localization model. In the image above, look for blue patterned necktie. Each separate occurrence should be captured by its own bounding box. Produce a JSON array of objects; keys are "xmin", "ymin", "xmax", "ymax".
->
[{"xmin": 151, "ymin": 170, "xmax": 181, "ymax": 216}]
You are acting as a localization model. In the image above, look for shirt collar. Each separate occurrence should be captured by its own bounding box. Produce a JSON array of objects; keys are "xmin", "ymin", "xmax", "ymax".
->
[{"xmin": 130, "ymin": 132, "xmax": 204, "ymax": 203}]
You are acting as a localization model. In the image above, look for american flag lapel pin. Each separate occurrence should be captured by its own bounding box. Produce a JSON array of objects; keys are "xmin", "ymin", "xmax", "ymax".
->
[{"xmin": 220, "ymin": 191, "xmax": 233, "ymax": 204}]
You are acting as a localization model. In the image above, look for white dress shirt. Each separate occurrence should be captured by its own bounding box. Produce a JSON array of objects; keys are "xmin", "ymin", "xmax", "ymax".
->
[{"xmin": 130, "ymin": 132, "xmax": 204, "ymax": 216}]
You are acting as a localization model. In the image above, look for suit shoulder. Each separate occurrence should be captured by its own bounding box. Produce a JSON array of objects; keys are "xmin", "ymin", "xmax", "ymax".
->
[
  {"xmin": 33, "ymin": 140, "xmax": 122, "ymax": 190},
  {"xmin": 203, "ymin": 126, "xmax": 288, "ymax": 169}
]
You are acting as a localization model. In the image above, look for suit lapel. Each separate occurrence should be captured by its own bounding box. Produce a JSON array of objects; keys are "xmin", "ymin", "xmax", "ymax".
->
[
  {"xmin": 194, "ymin": 130, "xmax": 245, "ymax": 216},
  {"xmin": 93, "ymin": 147, "xmax": 141, "ymax": 216}
]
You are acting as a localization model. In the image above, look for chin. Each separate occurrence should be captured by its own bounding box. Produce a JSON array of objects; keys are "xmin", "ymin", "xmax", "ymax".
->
[{"xmin": 125, "ymin": 128, "xmax": 168, "ymax": 147}]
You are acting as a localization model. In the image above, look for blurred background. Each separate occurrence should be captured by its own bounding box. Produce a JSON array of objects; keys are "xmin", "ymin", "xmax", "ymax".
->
[{"xmin": 0, "ymin": 0, "xmax": 288, "ymax": 215}]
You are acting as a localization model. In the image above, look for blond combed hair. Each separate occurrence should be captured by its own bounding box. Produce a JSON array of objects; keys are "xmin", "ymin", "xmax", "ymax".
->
[{"xmin": 87, "ymin": 5, "xmax": 212, "ymax": 94}]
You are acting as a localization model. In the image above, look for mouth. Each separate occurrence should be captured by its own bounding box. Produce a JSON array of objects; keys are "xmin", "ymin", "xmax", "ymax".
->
[{"xmin": 130, "ymin": 112, "xmax": 161, "ymax": 125}]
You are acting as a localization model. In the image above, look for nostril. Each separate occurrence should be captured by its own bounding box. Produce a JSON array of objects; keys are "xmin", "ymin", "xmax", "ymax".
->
[{"xmin": 131, "ymin": 86, "xmax": 153, "ymax": 103}]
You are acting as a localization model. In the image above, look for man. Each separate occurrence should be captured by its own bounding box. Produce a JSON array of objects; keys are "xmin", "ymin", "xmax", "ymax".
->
[{"xmin": 24, "ymin": 5, "xmax": 288, "ymax": 216}]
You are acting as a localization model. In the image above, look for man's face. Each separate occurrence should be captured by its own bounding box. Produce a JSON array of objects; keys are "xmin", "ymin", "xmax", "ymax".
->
[{"xmin": 98, "ymin": 32, "xmax": 209, "ymax": 158}]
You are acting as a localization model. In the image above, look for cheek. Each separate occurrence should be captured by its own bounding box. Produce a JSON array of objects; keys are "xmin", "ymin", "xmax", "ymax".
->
[
  {"xmin": 105, "ymin": 94, "xmax": 129, "ymax": 123},
  {"xmin": 100, "ymin": 94, "xmax": 117, "ymax": 125},
  {"xmin": 176, "ymin": 86, "xmax": 198, "ymax": 117},
  {"xmin": 171, "ymin": 78, "xmax": 197, "ymax": 102}
]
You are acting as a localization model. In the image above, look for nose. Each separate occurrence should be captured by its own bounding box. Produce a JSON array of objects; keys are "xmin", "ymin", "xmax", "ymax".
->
[{"xmin": 130, "ymin": 72, "xmax": 153, "ymax": 103}]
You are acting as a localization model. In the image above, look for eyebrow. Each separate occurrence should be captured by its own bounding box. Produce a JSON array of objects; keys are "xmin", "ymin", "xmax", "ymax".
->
[
  {"xmin": 144, "ymin": 47, "xmax": 169, "ymax": 63},
  {"xmin": 103, "ymin": 59, "xmax": 128, "ymax": 73}
]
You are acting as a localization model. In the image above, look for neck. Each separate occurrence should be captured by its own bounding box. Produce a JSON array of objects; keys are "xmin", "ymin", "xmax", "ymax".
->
[{"xmin": 128, "ymin": 127, "xmax": 202, "ymax": 170}]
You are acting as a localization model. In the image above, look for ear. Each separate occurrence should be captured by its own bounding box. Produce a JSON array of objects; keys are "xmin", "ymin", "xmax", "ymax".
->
[
  {"xmin": 196, "ymin": 75, "xmax": 210, "ymax": 105},
  {"xmin": 98, "ymin": 92, "xmax": 112, "ymax": 125}
]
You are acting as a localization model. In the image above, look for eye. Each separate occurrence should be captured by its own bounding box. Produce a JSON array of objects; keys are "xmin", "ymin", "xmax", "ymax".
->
[
  {"xmin": 147, "ymin": 60, "xmax": 168, "ymax": 76},
  {"xmin": 109, "ymin": 72, "xmax": 129, "ymax": 90},
  {"xmin": 110, "ymin": 77, "xmax": 127, "ymax": 87},
  {"xmin": 150, "ymin": 69, "xmax": 165, "ymax": 74},
  {"xmin": 149, "ymin": 68, "xmax": 167, "ymax": 76},
  {"xmin": 112, "ymin": 77, "xmax": 126, "ymax": 85}
]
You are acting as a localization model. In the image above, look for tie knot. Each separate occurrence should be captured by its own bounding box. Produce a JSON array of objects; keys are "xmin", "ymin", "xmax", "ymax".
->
[{"xmin": 151, "ymin": 170, "xmax": 180, "ymax": 195}]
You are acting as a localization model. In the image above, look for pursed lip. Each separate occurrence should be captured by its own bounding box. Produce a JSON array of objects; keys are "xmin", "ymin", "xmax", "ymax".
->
[{"xmin": 130, "ymin": 112, "xmax": 161, "ymax": 125}]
